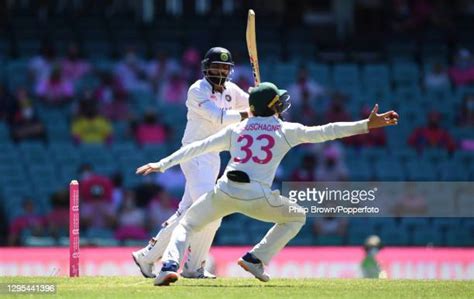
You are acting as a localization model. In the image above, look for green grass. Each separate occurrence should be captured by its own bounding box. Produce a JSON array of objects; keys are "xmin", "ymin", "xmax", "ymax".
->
[{"xmin": 0, "ymin": 277, "xmax": 473, "ymax": 299}]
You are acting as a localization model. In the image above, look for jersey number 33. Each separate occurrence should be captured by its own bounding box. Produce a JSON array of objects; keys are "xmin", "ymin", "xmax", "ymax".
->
[{"xmin": 234, "ymin": 134, "xmax": 275, "ymax": 164}]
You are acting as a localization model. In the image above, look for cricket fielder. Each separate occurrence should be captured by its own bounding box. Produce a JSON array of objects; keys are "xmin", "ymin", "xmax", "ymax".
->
[
  {"xmin": 137, "ymin": 82, "xmax": 399, "ymax": 286},
  {"xmin": 132, "ymin": 47, "xmax": 249, "ymax": 278}
]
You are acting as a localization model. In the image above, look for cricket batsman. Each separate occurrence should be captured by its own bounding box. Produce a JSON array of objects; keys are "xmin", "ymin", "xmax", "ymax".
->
[
  {"xmin": 132, "ymin": 47, "xmax": 249, "ymax": 279},
  {"xmin": 136, "ymin": 82, "xmax": 399, "ymax": 286}
]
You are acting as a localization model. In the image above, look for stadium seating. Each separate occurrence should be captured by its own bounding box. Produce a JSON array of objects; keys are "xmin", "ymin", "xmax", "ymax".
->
[
  {"xmin": 411, "ymin": 226, "xmax": 444, "ymax": 246},
  {"xmin": 0, "ymin": 12, "xmax": 472, "ymax": 247}
]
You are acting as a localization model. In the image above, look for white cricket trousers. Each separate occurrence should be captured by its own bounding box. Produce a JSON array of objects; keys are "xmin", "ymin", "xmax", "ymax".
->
[
  {"xmin": 163, "ymin": 177, "xmax": 307, "ymax": 265},
  {"xmin": 141, "ymin": 153, "xmax": 221, "ymax": 273}
]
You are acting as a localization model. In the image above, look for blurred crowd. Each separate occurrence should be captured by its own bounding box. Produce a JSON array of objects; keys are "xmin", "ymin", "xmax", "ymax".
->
[
  {"xmin": 1, "ymin": 41, "xmax": 473, "ymax": 246},
  {"xmin": 7, "ymin": 163, "xmax": 180, "ymax": 246},
  {"xmin": 2, "ymin": 40, "xmax": 473, "ymax": 147}
]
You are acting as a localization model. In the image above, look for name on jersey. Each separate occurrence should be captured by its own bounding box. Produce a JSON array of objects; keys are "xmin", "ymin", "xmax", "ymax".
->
[{"xmin": 244, "ymin": 123, "xmax": 281, "ymax": 132}]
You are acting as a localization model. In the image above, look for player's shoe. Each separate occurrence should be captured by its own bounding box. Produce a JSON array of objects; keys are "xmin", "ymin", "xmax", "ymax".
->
[
  {"xmin": 132, "ymin": 250, "xmax": 156, "ymax": 278},
  {"xmin": 181, "ymin": 267, "xmax": 217, "ymax": 279},
  {"xmin": 154, "ymin": 261, "xmax": 179, "ymax": 286},
  {"xmin": 237, "ymin": 252, "xmax": 270, "ymax": 282}
]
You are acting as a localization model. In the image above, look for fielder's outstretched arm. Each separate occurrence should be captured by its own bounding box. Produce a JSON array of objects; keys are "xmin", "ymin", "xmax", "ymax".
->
[
  {"xmin": 287, "ymin": 119, "xmax": 370, "ymax": 146},
  {"xmin": 286, "ymin": 104, "xmax": 398, "ymax": 146},
  {"xmin": 136, "ymin": 126, "xmax": 233, "ymax": 175},
  {"xmin": 137, "ymin": 104, "xmax": 398, "ymax": 175}
]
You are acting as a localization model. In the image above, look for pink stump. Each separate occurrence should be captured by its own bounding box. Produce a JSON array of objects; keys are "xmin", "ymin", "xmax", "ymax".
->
[{"xmin": 69, "ymin": 180, "xmax": 80, "ymax": 277}]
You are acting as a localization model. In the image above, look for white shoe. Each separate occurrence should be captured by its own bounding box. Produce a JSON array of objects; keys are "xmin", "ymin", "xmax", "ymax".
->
[
  {"xmin": 132, "ymin": 251, "xmax": 156, "ymax": 278},
  {"xmin": 154, "ymin": 271, "xmax": 179, "ymax": 286},
  {"xmin": 238, "ymin": 258, "xmax": 270, "ymax": 282},
  {"xmin": 181, "ymin": 267, "xmax": 216, "ymax": 279}
]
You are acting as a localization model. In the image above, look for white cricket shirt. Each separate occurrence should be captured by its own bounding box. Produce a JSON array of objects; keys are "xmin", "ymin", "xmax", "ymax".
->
[
  {"xmin": 158, "ymin": 116, "xmax": 369, "ymax": 186},
  {"xmin": 181, "ymin": 78, "xmax": 249, "ymax": 145}
]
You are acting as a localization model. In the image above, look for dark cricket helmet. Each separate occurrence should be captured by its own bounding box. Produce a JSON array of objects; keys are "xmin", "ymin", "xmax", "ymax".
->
[{"xmin": 201, "ymin": 47, "xmax": 234, "ymax": 87}]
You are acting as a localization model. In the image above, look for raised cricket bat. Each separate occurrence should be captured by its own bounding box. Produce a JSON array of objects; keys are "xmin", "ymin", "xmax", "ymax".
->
[{"xmin": 246, "ymin": 9, "xmax": 261, "ymax": 86}]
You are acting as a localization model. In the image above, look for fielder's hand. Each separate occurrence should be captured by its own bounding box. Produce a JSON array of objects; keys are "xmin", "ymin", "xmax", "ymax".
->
[
  {"xmin": 367, "ymin": 104, "xmax": 399, "ymax": 129},
  {"xmin": 136, "ymin": 162, "xmax": 163, "ymax": 176}
]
